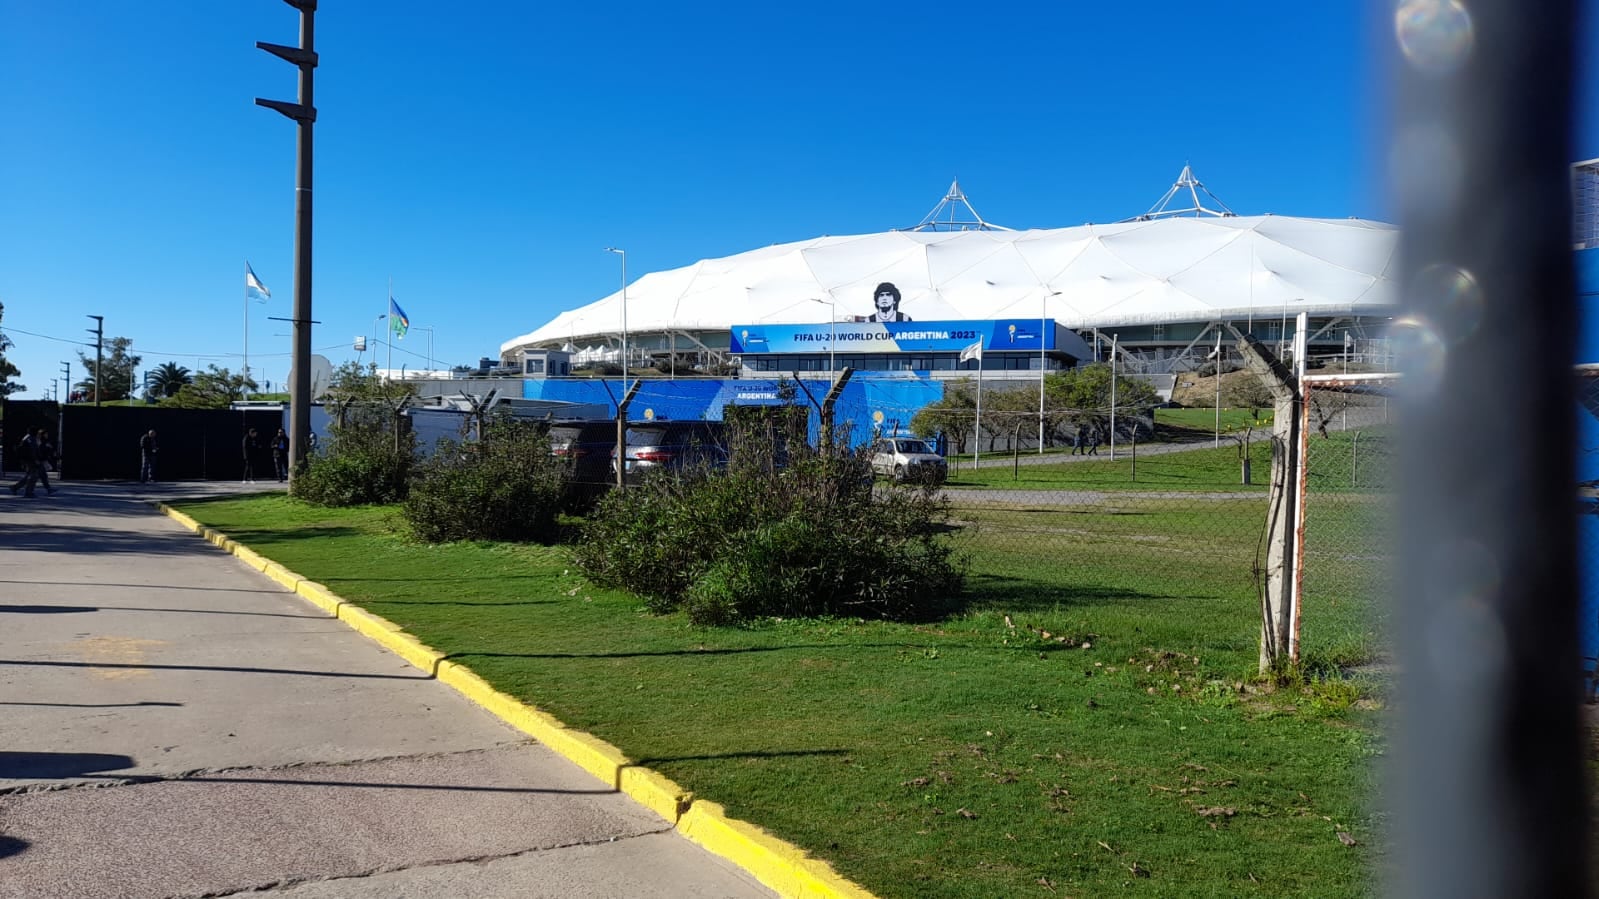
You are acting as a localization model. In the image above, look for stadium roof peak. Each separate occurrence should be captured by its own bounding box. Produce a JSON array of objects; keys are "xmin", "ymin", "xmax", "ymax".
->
[
  {"xmin": 908, "ymin": 179, "xmax": 1014, "ymax": 232},
  {"xmin": 1125, "ymin": 164, "xmax": 1238, "ymax": 222}
]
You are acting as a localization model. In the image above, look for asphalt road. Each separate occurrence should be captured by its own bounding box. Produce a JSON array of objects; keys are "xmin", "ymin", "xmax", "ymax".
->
[{"xmin": 0, "ymin": 481, "xmax": 773, "ymax": 899}]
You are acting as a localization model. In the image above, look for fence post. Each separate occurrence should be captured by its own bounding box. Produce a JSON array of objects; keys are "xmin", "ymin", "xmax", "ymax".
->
[
  {"xmin": 1228, "ymin": 325, "xmax": 1301, "ymax": 673},
  {"xmin": 819, "ymin": 368, "xmax": 852, "ymax": 454},
  {"xmin": 1130, "ymin": 425, "xmax": 1137, "ymax": 482},
  {"xmin": 1351, "ymin": 431, "xmax": 1360, "ymax": 489},
  {"xmin": 1012, "ymin": 420, "xmax": 1022, "ymax": 479},
  {"xmin": 613, "ymin": 380, "xmax": 640, "ymax": 490}
]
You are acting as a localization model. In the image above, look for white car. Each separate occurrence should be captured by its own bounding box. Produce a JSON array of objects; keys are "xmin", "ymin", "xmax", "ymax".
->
[{"xmin": 868, "ymin": 437, "xmax": 947, "ymax": 485}]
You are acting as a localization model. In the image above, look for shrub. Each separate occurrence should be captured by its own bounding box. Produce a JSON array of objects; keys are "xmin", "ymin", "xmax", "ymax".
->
[
  {"xmin": 402, "ymin": 415, "xmax": 567, "ymax": 543},
  {"xmin": 291, "ymin": 402, "xmax": 415, "ymax": 506},
  {"xmin": 574, "ymin": 417, "xmax": 965, "ymax": 624}
]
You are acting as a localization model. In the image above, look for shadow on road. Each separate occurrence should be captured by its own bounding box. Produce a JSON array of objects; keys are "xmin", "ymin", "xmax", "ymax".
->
[{"xmin": 0, "ymin": 751, "xmax": 135, "ymax": 780}]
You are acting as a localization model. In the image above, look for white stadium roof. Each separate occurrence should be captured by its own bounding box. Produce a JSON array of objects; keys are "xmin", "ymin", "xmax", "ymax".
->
[{"xmin": 503, "ymin": 186, "xmax": 1399, "ymax": 358}]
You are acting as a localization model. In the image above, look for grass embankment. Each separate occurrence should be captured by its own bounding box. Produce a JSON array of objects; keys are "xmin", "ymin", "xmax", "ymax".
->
[{"xmin": 173, "ymin": 491, "xmax": 1386, "ymax": 899}]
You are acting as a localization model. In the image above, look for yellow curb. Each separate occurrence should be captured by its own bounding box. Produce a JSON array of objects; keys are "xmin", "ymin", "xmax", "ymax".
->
[
  {"xmin": 337, "ymin": 605, "xmax": 444, "ymax": 671},
  {"xmin": 260, "ymin": 562, "xmax": 302, "ymax": 592},
  {"xmin": 680, "ymin": 801, "xmax": 876, "ymax": 899},
  {"xmin": 294, "ymin": 580, "xmax": 344, "ymax": 616},
  {"xmin": 159, "ymin": 505, "xmax": 202, "ymax": 532},
  {"xmin": 231, "ymin": 545, "xmax": 271, "ymax": 572},
  {"xmin": 151, "ymin": 503, "xmax": 875, "ymax": 899},
  {"xmin": 438, "ymin": 659, "xmax": 694, "ymax": 823}
]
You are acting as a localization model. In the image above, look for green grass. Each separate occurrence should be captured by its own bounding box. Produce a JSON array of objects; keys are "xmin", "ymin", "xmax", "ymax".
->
[
  {"xmin": 950, "ymin": 437, "xmax": 1274, "ymax": 493},
  {"xmin": 941, "ymin": 409, "xmax": 1271, "ymax": 468},
  {"xmin": 174, "ymin": 494, "xmax": 1387, "ymax": 898},
  {"xmin": 1155, "ymin": 407, "xmax": 1273, "ymax": 433}
]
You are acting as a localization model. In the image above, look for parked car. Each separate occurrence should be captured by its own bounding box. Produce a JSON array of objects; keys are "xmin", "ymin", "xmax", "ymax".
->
[
  {"xmin": 868, "ymin": 437, "xmax": 947, "ymax": 485},
  {"xmin": 548, "ymin": 420, "xmax": 618, "ymax": 488},
  {"xmin": 610, "ymin": 421, "xmax": 729, "ymax": 484}
]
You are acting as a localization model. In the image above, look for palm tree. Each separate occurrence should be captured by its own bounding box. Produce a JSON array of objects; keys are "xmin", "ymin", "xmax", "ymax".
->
[{"xmin": 146, "ymin": 362, "xmax": 192, "ymax": 399}]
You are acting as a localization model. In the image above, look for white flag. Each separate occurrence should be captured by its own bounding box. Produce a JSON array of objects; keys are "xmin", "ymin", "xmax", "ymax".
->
[
  {"xmin": 245, "ymin": 263, "xmax": 271, "ymax": 299},
  {"xmin": 959, "ymin": 340, "xmax": 983, "ymax": 364}
]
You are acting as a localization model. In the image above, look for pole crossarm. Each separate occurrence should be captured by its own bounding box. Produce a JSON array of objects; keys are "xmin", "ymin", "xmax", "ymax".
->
[
  {"xmin": 254, "ymin": 97, "xmax": 316, "ymax": 123},
  {"xmin": 255, "ymin": 41, "xmax": 318, "ymax": 67}
]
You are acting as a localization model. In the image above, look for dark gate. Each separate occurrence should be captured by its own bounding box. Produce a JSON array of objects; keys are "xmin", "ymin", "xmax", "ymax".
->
[{"xmin": 40, "ymin": 405, "xmax": 287, "ymax": 481}]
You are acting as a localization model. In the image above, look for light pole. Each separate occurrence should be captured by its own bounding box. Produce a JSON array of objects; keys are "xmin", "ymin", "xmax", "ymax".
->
[
  {"xmin": 1038, "ymin": 291, "xmax": 1061, "ymax": 453},
  {"xmin": 807, "ymin": 297, "xmax": 836, "ymax": 378},
  {"xmin": 86, "ymin": 314, "xmax": 103, "ymax": 406},
  {"xmin": 254, "ymin": 0, "xmax": 318, "ymax": 481},
  {"xmin": 604, "ymin": 247, "xmax": 628, "ymax": 385},
  {"xmin": 371, "ymin": 314, "xmax": 386, "ymax": 376}
]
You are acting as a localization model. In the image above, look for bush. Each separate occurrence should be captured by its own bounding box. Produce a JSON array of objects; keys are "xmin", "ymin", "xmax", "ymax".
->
[
  {"xmin": 291, "ymin": 403, "xmax": 415, "ymax": 506},
  {"xmin": 573, "ymin": 418, "xmax": 965, "ymax": 625},
  {"xmin": 402, "ymin": 415, "xmax": 567, "ymax": 543}
]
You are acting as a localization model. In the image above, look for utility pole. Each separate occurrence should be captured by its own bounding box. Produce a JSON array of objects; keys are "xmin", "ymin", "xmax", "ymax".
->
[
  {"xmin": 256, "ymin": 0, "xmax": 318, "ymax": 482},
  {"xmin": 60, "ymin": 362, "xmax": 71, "ymax": 402},
  {"xmin": 85, "ymin": 315, "xmax": 103, "ymax": 406}
]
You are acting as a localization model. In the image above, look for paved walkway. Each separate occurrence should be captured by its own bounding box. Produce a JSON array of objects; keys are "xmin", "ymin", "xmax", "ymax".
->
[{"xmin": 0, "ymin": 481, "xmax": 773, "ymax": 898}]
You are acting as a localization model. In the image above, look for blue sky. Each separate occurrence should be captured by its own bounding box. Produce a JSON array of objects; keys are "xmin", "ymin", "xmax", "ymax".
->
[{"xmin": 1, "ymin": 2, "xmax": 1594, "ymax": 398}]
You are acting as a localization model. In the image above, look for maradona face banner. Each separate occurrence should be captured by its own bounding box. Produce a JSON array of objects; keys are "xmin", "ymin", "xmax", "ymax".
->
[{"xmin": 729, "ymin": 319, "xmax": 1057, "ymax": 355}]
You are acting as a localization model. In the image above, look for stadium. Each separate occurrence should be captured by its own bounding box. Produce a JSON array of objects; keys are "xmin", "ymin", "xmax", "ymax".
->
[{"xmin": 500, "ymin": 167, "xmax": 1401, "ymax": 380}]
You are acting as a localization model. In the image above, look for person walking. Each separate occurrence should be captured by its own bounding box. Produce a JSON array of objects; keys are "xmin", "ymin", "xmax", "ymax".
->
[
  {"xmin": 1086, "ymin": 423, "xmax": 1102, "ymax": 456},
  {"xmin": 270, "ymin": 428, "xmax": 290, "ymax": 482},
  {"xmin": 242, "ymin": 427, "xmax": 261, "ymax": 483},
  {"xmin": 9, "ymin": 429, "xmax": 39, "ymax": 496},
  {"xmin": 139, "ymin": 429, "xmax": 159, "ymax": 483},
  {"xmin": 34, "ymin": 430, "xmax": 58, "ymax": 494},
  {"xmin": 1070, "ymin": 425, "xmax": 1084, "ymax": 456}
]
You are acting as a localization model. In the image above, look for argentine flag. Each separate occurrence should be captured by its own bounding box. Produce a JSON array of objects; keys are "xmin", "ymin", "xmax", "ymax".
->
[
  {"xmin": 245, "ymin": 263, "xmax": 271, "ymax": 300},
  {"xmin": 389, "ymin": 296, "xmax": 410, "ymax": 339}
]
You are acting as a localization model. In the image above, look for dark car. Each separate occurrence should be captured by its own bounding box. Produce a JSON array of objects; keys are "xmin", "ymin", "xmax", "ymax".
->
[
  {"xmin": 548, "ymin": 420, "xmax": 618, "ymax": 486},
  {"xmin": 548, "ymin": 420, "xmax": 620, "ymax": 508},
  {"xmin": 610, "ymin": 421, "xmax": 728, "ymax": 484}
]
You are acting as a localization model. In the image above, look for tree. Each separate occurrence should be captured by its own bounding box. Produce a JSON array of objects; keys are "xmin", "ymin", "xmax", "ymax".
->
[
  {"xmin": 163, "ymin": 365, "xmax": 257, "ymax": 409},
  {"xmin": 0, "ymin": 302, "xmax": 24, "ymax": 398},
  {"xmin": 1044, "ymin": 363, "xmax": 1159, "ymax": 434},
  {"xmin": 910, "ymin": 379, "xmax": 976, "ymax": 454},
  {"xmin": 76, "ymin": 336, "xmax": 141, "ymax": 402},
  {"xmin": 325, "ymin": 361, "xmax": 416, "ymax": 406},
  {"xmin": 145, "ymin": 362, "xmax": 192, "ymax": 400}
]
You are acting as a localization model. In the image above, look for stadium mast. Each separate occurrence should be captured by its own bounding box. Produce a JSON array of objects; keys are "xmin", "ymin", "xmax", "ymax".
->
[
  {"xmin": 909, "ymin": 179, "xmax": 1014, "ymax": 231},
  {"xmin": 1126, "ymin": 164, "xmax": 1238, "ymax": 221}
]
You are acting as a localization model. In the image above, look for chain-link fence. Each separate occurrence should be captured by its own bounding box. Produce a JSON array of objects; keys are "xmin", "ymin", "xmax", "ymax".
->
[
  {"xmin": 1299, "ymin": 375, "xmax": 1399, "ymax": 667},
  {"xmin": 561, "ymin": 369, "xmax": 1281, "ymax": 639},
  {"xmin": 525, "ymin": 360, "xmax": 1422, "ymax": 675}
]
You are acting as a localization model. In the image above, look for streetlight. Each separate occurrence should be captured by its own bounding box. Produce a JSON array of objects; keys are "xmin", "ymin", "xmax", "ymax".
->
[
  {"xmin": 1039, "ymin": 291, "xmax": 1062, "ymax": 454},
  {"xmin": 604, "ymin": 248, "xmax": 628, "ymax": 385},
  {"xmin": 807, "ymin": 297, "xmax": 836, "ymax": 378},
  {"xmin": 371, "ymin": 314, "xmax": 387, "ymax": 377}
]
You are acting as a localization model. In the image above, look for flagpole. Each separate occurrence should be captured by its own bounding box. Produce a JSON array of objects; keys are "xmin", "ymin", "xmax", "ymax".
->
[
  {"xmin": 243, "ymin": 261, "xmax": 250, "ymax": 395},
  {"xmin": 387, "ymin": 277, "xmax": 393, "ymax": 381},
  {"xmin": 974, "ymin": 350, "xmax": 983, "ymax": 466}
]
